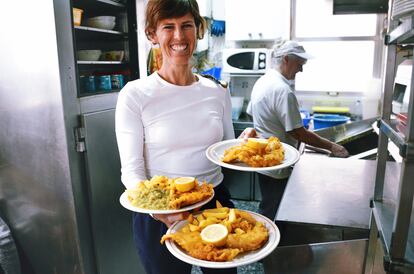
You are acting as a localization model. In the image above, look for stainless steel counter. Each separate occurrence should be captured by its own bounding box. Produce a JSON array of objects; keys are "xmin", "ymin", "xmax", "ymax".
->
[
  {"xmin": 262, "ymin": 155, "xmax": 398, "ymax": 273},
  {"xmin": 276, "ymin": 154, "xmax": 400, "ymax": 229},
  {"xmin": 263, "ymin": 239, "xmax": 371, "ymax": 274}
]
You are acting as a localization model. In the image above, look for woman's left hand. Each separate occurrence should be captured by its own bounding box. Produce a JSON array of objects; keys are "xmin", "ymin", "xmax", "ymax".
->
[
  {"xmin": 238, "ymin": 127, "xmax": 258, "ymax": 140},
  {"xmin": 152, "ymin": 212, "xmax": 190, "ymax": 228}
]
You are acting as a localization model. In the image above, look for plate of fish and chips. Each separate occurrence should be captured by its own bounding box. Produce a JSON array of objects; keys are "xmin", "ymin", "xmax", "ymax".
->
[
  {"xmin": 161, "ymin": 202, "xmax": 280, "ymax": 268},
  {"xmin": 120, "ymin": 175, "xmax": 214, "ymax": 214},
  {"xmin": 206, "ymin": 137, "xmax": 300, "ymax": 172}
]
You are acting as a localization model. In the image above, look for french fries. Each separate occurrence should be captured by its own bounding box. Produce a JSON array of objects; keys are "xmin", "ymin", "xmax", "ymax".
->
[
  {"xmin": 184, "ymin": 205, "xmax": 254, "ymax": 234},
  {"xmin": 202, "ymin": 212, "xmax": 228, "ymax": 219}
]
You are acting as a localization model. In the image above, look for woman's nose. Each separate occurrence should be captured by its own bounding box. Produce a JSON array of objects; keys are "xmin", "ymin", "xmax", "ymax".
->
[{"xmin": 174, "ymin": 28, "xmax": 184, "ymax": 39}]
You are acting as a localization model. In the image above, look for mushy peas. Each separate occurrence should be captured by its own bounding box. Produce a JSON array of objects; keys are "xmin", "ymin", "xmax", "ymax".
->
[{"xmin": 126, "ymin": 176, "xmax": 172, "ymax": 210}]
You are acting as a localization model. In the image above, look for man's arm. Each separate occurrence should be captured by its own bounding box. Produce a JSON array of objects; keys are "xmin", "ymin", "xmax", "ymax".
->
[{"xmin": 288, "ymin": 127, "xmax": 349, "ymax": 157}]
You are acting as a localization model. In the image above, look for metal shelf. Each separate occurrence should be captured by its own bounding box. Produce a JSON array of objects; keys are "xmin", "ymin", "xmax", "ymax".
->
[
  {"xmin": 77, "ymin": 61, "xmax": 126, "ymax": 65},
  {"xmin": 75, "ymin": 25, "xmax": 124, "ymax": 35},
  {"xmin": 365, "ymin": 8, "xmax": 414, "ymax": 273},
  {"xmin": 378, "ymin": 119, "xmax": 407, "ymax": 157},
  {"xmin": 74, "ymin": 26, "xmax": 127, "ymax": 41},
  {"xmin": 387, "ymin": 16, "xmax": 414, "ymax": 45},
  {"xmin": 372, "ymin": 199, "xmax": 414, "ymax": 272},
  {"xmin": 73, "ymin": 0, "xmax": 125, "ymax": 12},
  {"xmin": 96, "ymin": 0, "xmax": 125, "ymax": 7}
]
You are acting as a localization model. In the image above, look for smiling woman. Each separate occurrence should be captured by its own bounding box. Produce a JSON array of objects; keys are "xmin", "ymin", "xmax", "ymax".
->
[{"xmin": 115, "ymin": 1, "xmax": 240, "ymax": 274}]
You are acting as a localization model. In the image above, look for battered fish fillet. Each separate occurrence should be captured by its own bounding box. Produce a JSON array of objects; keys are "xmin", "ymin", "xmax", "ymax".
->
[
  {"xmin": 161, "ymin": 232, "xmax": 242, "ymax": 261},
  {"xmin": 227, "ymin": 223, "xmax": 269, "ymax": 251},
  {"xmin": 223, "ymin": 136, "xmax": 284, "ymax": 167},
  {"xmin": 168, "ymin": 182, "xmax": 214, "ymax": 209}
]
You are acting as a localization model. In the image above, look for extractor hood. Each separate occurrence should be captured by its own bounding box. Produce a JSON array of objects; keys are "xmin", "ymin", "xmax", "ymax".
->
[{"xmin": 333, "ymin": 0, "xmax": 388, "ymax": 14}]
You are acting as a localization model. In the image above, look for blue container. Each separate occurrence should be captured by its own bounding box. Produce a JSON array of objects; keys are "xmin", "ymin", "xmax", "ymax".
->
[
  {"xmin": 300, "ymin": 111, "xmax": 311, "ymax": 128},
  {"xmin": 313, "ymin": 114, "xmax": 350, "ymax": 130},
  {"xmin": 97, "ymin": 75, "xmax": 112, "ymax": 90},
  {"xmin": 84, "ymin": 76, "xmax": 96, "ymax": 92},
  {"xmin": 111, "ymin": 74, "xmax": 124, "ymax": 89}
]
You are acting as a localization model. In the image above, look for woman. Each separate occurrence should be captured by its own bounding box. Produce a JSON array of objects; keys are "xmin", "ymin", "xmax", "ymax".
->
[{"xmin": 115, "ymin": 1, "xmax": 254, "ymax": 273}]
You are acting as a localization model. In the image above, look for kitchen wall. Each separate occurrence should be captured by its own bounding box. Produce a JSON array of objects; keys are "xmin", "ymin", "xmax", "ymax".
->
[
  {"xmin": 208, "ymin": 0, "xmax": 384, "ymax": 120},
  {"xmin": 135, "ymin": 0, "xmax": 384, "ymax": 120}
]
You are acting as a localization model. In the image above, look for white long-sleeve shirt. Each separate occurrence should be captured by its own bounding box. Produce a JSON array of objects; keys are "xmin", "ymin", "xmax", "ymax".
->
[{"xmin": 115, "ymin": 72, "xmax": 235, "ymax": 189}]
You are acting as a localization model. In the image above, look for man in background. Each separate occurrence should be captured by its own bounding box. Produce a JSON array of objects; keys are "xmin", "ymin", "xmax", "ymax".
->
[{"xmin": 247, "ymin": 40, "xmax": 349, "ymax": 220}]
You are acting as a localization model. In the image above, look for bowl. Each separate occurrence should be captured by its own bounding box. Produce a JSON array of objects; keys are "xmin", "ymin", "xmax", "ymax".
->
[
  {"xmin": 101, "ymin": 50, "xmax": 125, "ymax": 61},
  {"xmin": 313, "ymin": 114, "xmax": 350, "ymax": 130},
  {"xmin": 77, "ymin": 50, "xmax": 102, "ymax": 61},
  {"xmin": 231, "ymin": 97, "xmax": 244, "ymax": 120},
  {"xmin": 85, "ymin": 16, "xmax": 116, "ymax": 30}
]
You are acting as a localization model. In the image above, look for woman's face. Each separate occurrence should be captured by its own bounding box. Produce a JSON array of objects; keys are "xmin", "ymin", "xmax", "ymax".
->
[{"xmin": 151, "ymin": 13, "xmax": 197, "ymax": 68}]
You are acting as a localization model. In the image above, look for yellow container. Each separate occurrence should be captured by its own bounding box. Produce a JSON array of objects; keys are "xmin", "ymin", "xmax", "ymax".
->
[{"xmin": 73, "ymin": 8, "xmax": 83, "ymax": 26}]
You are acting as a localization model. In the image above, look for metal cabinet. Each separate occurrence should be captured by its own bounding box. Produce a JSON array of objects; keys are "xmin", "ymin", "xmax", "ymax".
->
[
  {"xmin": 81, "ymin": 109, "xmax": 144, "ymax": 274},
  {"xmin": 364, "ymin": 5, "xmax": 414, "ymax": 273}
]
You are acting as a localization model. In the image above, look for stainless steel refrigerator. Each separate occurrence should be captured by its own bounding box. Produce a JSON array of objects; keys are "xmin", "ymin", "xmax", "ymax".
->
[{"xmin": 0, "ymin": 0, "xmax": 144, "ymax": 273}]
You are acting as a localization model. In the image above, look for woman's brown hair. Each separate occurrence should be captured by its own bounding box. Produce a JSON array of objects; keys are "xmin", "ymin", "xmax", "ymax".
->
[{"xmin": 145, "ymin": 0, "xmax": 207, "ymax": 40}]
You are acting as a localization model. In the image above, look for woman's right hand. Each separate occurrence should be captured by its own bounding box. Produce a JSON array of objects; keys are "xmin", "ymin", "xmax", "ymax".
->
[{"xmin": 152, "ymin": 212, "xmax": 189, "ymax": 228}]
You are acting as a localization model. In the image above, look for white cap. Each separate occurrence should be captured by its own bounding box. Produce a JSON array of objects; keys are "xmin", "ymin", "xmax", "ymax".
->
[{"xmin": 272, "ymin": 40, "xmax": 313, "ymax": 60}]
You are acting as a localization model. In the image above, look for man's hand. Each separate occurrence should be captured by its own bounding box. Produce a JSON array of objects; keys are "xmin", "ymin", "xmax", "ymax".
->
[
  {"xmin": 330, "ymin": 143, "xmax": 349, "ymax": 158},
  {"xmin": 238, "ymin": 127, "xmax": 260, "ymax": 140},
  {"xmin": 152, "ymin": 212, "xmax": 189, "ymax": 227}
]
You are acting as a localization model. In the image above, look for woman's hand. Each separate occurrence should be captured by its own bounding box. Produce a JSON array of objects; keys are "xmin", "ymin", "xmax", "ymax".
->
[
  {"xmin": 238, "ymin": 127, "xmax": 259, "ymax": 140},
  {"xmin": 152, "ymin": 212, "xmax": 190, "ymax": 228}
]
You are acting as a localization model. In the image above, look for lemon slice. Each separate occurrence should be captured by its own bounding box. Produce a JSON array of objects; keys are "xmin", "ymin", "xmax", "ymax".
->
[
  {"xmin": 174, "ymin": 177, "xmax": 195, "ymax": 192},
  {"xmin": 200, "ymin": 224, "xmax": 228, "ymax": 247},
  {"xmin": 246, "ymin": 138, "xmax": 268, "ymax": 150}
]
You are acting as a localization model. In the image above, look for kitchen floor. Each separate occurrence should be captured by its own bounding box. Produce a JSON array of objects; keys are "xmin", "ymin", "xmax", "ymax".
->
[{"xmin": 191, "ymin": 199, "xmax": 264, "ymax": 274}]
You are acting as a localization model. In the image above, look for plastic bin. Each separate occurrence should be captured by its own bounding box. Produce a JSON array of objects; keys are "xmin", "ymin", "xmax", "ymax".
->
[
  {"xmin": 313, "ymin": 114, "xmax": 350, "ymax": 130},
  {"xmin": 300, "ymin": 111, "xmax": 311, "ymax": 128},
  {"xmin": 202, "ymin": 66, "xmax": 222, "ymax": 80},
  {"xmin": 72, "ymin": 8, "xmax": 83, "ymax": 26}
]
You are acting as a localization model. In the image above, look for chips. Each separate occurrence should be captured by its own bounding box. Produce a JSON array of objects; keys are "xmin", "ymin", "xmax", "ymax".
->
[{"xmin": 161, "ymin": 204, "xmax": 270, "ymax": 262}]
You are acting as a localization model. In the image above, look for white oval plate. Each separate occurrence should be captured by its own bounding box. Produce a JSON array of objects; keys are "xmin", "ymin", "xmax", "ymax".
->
[
  {"xmin": 119, "ymin": 189, "xmax": 214, "ymax": 215},
  {"xmin": 164, "ymin": 210, "xmax": 280, "ymax": 268},
  {"xmin": 206, "ymin": 139, "xmax": 300, "ymax": 172}
]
